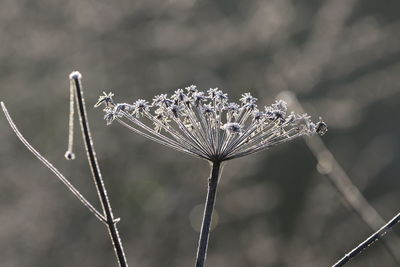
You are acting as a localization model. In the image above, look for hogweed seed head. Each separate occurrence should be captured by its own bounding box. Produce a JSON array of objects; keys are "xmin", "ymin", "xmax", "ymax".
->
[{"xmin": 96, "ymin": 87, "xmax": 327, "ymax": 162}]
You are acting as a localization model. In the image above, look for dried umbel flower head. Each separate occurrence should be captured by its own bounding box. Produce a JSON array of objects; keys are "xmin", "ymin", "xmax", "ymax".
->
[
  {"xmin": 95, "ymin": 87, "xmax": 327, "ymax": 162},
  {"xmin": 95, "ymin": 85, "xmax": 327, "ymax": 267}
]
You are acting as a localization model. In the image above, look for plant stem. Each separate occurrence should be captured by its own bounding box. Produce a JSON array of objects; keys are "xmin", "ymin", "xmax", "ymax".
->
[
  {"xmin": 71, "ymin": 75, "xmax": 128, "ymax": 267},
  {"xmin": 281, "ymin": 90, "xmax": 400, "ymax": 264},
  {"xmin": 1, "ymin": 102, "xmax": 105, "ymax": 223},
  {"xmin": 196, "ymin": 160, "xmax": 222, "ymax": 267},
  {"xmin": 332, "ymin": 212, "xmax": 400, "ymax": 267}
]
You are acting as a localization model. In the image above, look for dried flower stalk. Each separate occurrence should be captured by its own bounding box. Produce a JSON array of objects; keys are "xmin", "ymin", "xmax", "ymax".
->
[
  {"xmin": 96, "ymin": 86, "xmax": 326, "ymax": 266},
  {"xmin": 1, "ymin": 72, "xmax": 128, "ymax": 267}
]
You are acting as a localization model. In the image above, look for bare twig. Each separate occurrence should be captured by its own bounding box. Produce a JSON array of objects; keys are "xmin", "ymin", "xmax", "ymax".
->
[
  {"xmin": 1, "ymin": 71, "xmax": 129, "ymax": 267},
  {"xmin": 332, "ymin": 213, "xmax": 400, "ymax": 267},
  {"xmin": 1, "ymin": 102, "xmax": 106, "ymax": 223},
  {"xmin": 279, "ymin": 91, "xmax": 400, "ymax": 265}
]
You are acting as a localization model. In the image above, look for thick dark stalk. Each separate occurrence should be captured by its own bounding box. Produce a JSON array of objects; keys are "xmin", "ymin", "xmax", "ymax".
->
[
  {"xmin": 332, "ymin": 212, "xmax": 400, "ymax": 267},
  {"xmin": 195, "ymin": 160, "xmax": 222, "ymax": 267},
  {"xmin": 71, "ymin": 74, "xmax": 128, "ymax": 267}
]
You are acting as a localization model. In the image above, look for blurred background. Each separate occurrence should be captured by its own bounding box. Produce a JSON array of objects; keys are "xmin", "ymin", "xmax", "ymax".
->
[{"xmin": 1, "ymin": 0, "xmax": 400, "ymax": 266}]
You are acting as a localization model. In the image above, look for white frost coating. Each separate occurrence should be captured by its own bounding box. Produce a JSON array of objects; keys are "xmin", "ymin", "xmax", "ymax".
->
[
  {"xmin": 0, "ymin": 101, "xmax": 106, "ymax": 223},
  {"xmin": 69, "ymin": 71, "xmax": 82, "ymax": 80},
  {"xmin": 95, "ymin": 87, "xmax": 327, "ymax": 161}
]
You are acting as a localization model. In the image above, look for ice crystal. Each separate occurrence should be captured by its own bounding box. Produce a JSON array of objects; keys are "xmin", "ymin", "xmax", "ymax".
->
[{"xmin": 96, "ymin": 87, "xmax": 327, "ymax": 161}]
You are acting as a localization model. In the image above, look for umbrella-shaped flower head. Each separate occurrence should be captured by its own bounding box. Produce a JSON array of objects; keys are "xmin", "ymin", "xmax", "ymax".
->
[{"xmin": 95, "ymin": 87, "xmax": 327, "ymax": 162}]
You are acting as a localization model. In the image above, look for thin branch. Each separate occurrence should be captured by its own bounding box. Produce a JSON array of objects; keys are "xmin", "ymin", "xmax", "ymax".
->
[
  {"xmin": 279, "ymin": 91, "xmax": 400, "ymax": 265},
  {"xmin": 64, "ymin": 75, "xmax": 76, "ymax": 160},
  {"xmin": 332, "ymin": 212, "xmax": 400, "ymax": 267},
  {"xmin": 70, "ymin": 72, "xmax": 128, "ymax": 267},
  {"xmin": 0, "ymin": 101, "xmax": 106, "ymax": 223},
  {"xmin": 196, "ymin": 160, "xmax": 222, "ymax": 267}
]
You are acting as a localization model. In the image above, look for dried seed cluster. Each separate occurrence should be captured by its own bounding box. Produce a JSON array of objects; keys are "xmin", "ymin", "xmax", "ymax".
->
[{"xmin": 95, "ymin": 86, "xmax": 327, "ymax": 161}]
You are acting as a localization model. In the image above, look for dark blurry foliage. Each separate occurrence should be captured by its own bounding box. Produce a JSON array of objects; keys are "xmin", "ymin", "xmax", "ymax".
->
[{"xmin": 1, "ymin": 0, "xmax": 400, "ymax": 266}]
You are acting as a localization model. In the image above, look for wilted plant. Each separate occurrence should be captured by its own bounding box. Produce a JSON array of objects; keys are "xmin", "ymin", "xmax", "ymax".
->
[
  {"xmin": 95, "ymin": 85, "xmax": 327, "ymax": 266},
  {"xmin": 5, "ymin": 71, "xmax": 396, "ymax": 267}
]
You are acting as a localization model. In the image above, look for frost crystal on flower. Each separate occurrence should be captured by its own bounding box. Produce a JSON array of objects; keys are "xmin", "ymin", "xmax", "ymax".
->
[{"xmin": 96, "ymin": 87, "xmax": 327, "ymax": 161}]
